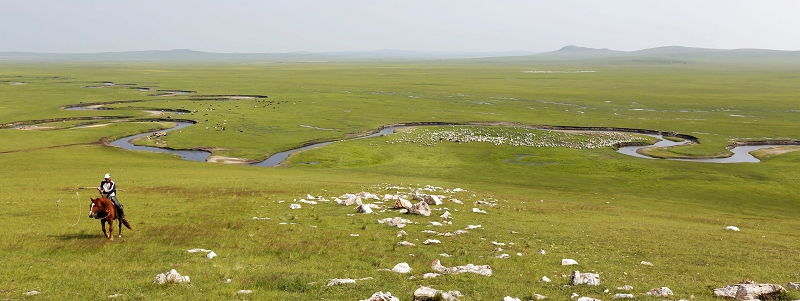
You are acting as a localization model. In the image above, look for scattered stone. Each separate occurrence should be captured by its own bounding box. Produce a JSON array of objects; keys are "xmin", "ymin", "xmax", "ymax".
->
[
  {"xmin": 361, "ymin": 291, "xmax": 400, "ymax": 301},
  {"xmin": 392, "ymin": 262, "xmax": 412, "ymax": 273},
  {"xmin": 542, "ymin": 276, "xmax": 552, "ymax": 283},
  {"xmin": 430, "ymin": 221, "xmax": 443, "ymax": 226},
  {"xmin": 504, "ymin": 297, "xmax": 522, "ymax": 301},
  {"xmin": 394, "ymin": 198, "xmax": 413, "ymax": 209},
  {"xmin": 336, "ymin": 194, "xmax": 361, "ymax": 206},
  {"xmin": 612, "ymin": 294, "xmax": 634, "ymax": 299},
  {"xmin": 496, "ymin": 254, "xmax": 510, "ymax": 259},
  {"xmin": 451, "ymin": 199, "xmax": 464, "ymax": 204},
  {"xmin": 409, "ymin": 201, "xmax": 432, "ymax": 216},
  {"xmin": 440, "ymin": 253, "xmax": 452, "ymax": 257},
  {"xmin": 423, "ymin": 239, "xmax": 441, "ymax": 245},
  {"xmin": 289, "ymin": 203, "xmax": 301, "ymax": 209},
  {"xmin": 207, "ymin": 251, "xmax": 217, "ymax": 259},
  {"xmin": 577, "ymin": 297, "xmax": 602, "ymax": 301},
  {"xmin": 154, "ymin": 269, "xmax": 190, "ymax": 284},
  {"xmin": 440, "ymin": 211, "xmax": 452, "ymax": 219},
  {"xmin": 788, "ymin": 282, "xmax": 800, "ymax": 289},
  {"xmin": 350, "ymin": 234, "xmax": 360, "ymax": 237},
  {"xmin": 422, "ymin": 230, "xmax": 439, "ymax": 234},
  {"xmin": 466, "ymin": 225, "xmax": 482, "ymax": 230},
  {"xmin": 517, "ymin": 252, "xmax": 523, "ymax": 256},
  {"xmin": 399, "ymin": 209, "xmax": 409, "ymax": 214},
  {"xmin": 562, "ymin": 258, "xmax": 579, "ymax": 265},
  {"xmin": 413, "ymin": 286, "xmax": 462, "ymax": 301},
  {"xmin": 538, "ymin": 249, "xmax": 546, "ymax": 255},
  {"xmin": 327, "ymin": 278, "xmax": 356, "ymax": 286},
  {"xmin": 472, "ymin": 207, "xmax": 487, "ymax": 214},
  {"xmin": 108, "ymin": 293, "xmax": 123, "ymax": 298},
  {"xmin": 299, "ymin": 199, "xmax": 317, "ymax": 205},
  {"xmin": 570, "ymin": 271, "xmax": 600, "ymax": 286},
  {"xmin": 713, "ymin": 282, "xmax": 785, "ymax": 300},
  {"xmin": 453, "ymin": 230, "xmax": 469, "ymax": 235},
  {"xmin": 398, "ymin": 241, "xmax": 416, "ymax": 247},
  {"xmin": 646, "ymin": 287, "xmax": 673, "ymax": 298},
  {"xmin": 25, "ymin": 290, "xmax": 40, "ymax": 296},
  {"xmin": 252, "ymin": 216, "xmax": 271, "ymax": 220},
  {"xmin": 431, "ymin": 259, "xmax": 492, "ymax": 276},
  {"xmin": 379, "ymin": 217, "xmax": 412, "ymax": 227},
  {"xmin": 356, "ymin": 204, "xmax": 373, "ymax": 214},
  {"xmin": 725, "ymin": 226, "xmax": 740, "ymax": 232},
  {"xmin": 640, "ymin": 261, "xmax": 653, "ymax": 266},
  {"xmin": 423, "ymin": 273, "xmax": 440, "ymax": 279},
  {"xmin": 617, "ymin": 285, "xmax": 633, "ymax": 291},
  {"xmin": 534, "ymin": 293, "xmax": 547, "ymax": 300},
  {"xmin": 238, "ymin": 290, "xmax": 253, "ymax": 294},
  {"xmin": 398, "ymin": 230, "xmax": 408, "ymax": 237},
  {"xmin": 491, "ymin": 241, "xmax": 506, "ymax": 246}
]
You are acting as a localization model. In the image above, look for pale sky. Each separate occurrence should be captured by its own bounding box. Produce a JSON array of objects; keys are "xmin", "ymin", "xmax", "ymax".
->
[{"xmin": 2, "ymin": 0, "xmax": 799, "ymax": 53}]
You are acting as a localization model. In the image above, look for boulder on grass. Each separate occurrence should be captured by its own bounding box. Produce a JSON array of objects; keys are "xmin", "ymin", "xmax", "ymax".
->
[
  {"xmin": 646, "ymin": 287, "xmax": 673, "ymax": 298},
  {"xmin": 409, "ymin": 201, "xmax": 431, "ymax": 216},
  {"xmin": 570, "ymin": 271, "xmax": 600, "ymax": 286},
  {"xmin": 413, "ymin": 286, "xmax": 462, "ymax": 301},
  {"xmin": 713, "ymin": 282, "xmax": 785, "ymax": 300}
]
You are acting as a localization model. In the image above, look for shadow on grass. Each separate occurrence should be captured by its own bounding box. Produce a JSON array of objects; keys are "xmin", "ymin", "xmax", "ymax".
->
[{"xmin": 51, "ymin": 232, "xmax": 101, "ymax": 241}]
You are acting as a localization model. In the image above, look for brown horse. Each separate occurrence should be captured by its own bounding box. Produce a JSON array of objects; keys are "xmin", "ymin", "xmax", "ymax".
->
[{"xmin": 89, "ymin": 197, "xmax": 133, "ymax": 240}]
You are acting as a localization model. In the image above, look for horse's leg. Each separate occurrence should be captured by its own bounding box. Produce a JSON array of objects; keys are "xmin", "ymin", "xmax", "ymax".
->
[
  {"xmin": 101, "ymin": 220, "xmax": 109, "ymax": 238},
  {"xmin": 117, "ymin": 218, "xmax": 123, "ymax": 238},
  {"xmin": 108, "ymin": 219, "xmax": 114, "ymax": 241}
]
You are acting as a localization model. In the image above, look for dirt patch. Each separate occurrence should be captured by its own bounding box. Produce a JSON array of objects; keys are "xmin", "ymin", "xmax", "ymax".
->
[
  {"xmin": 206, "ymin": 156, "xmax": 254, "ymax": 164},
  {"xmin": 751, "ymin": 146, "xmax": 800, "ymax": 158}
]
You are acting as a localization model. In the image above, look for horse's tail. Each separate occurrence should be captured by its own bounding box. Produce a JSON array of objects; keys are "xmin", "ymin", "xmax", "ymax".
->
[{"xmin": 120, "ymin": 218, "xmax": 133, "ymax": 230}]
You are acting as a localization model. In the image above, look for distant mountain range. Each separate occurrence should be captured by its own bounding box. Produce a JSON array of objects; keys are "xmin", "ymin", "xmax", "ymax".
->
[{"xmin": 1, "ymin": 46, "xmax": 798, "ymax": 61}]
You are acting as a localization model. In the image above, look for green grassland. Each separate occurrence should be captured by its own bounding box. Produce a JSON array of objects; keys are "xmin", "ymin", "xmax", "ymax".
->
[{"xmin": 1, "ymin": 55, "xmax": 800, "ymax": 300}]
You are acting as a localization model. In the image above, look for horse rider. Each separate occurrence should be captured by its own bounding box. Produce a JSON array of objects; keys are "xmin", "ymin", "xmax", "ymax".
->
[{"xmin": 97, "ymin": 173, "xmax": 125, "ymax": 219}]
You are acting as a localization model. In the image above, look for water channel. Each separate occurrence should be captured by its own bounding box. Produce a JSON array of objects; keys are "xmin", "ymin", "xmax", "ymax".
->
[{"xmin": 108, "ymin": 122, "xmax": 784, "ymax": 165}]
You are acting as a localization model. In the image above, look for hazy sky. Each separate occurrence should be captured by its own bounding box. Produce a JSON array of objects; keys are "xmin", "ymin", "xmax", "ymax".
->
[{"xmin": 2, "ymin": 0, "xmax": 799, "ymax": 53}]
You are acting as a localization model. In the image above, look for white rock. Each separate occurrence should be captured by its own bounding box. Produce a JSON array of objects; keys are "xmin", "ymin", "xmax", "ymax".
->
[
  {"xmin": 398, "ymin": 241, "xmax": 416, "ymax": 247},
  {"xmin": 504, "ymin": 297, "xmax": 522, "ymax": 301},
  {"xmin": 538, "ymin": 249, "xmax": 546, "ymax": 255},
  {"xmin": 289, "ymin": 203, "xmax": 301, "ymax": 209},
  {"xmin": 496, "ymin": 254, "xmax": 510, "ymax": 259},
  {"xmin": 440, "ymin": 253, "xmax": 452, "ymax": 257},
  {"xmin": 570, "ymin": 271, "xmax": 600, "ymax": 286},
  {"xmin": 25, "ymin": 290, "xmax": 40, "ymax": 296},
  {"xmin": 409, "ymin": 201, "xmax": 432, "ymax": 216},
  {"xmin": 423, "ymin": 273, "xmax": 440, "ymax": 279},
  {"xmin": 423, "ymin": 239, "xmax": 441, "ymax": 245},
  {"xmin": 640, "ymin": 261, "xmax": 653, "ymax": 266},
  {"xmin": 646, "ymin": 287, "xmax": 674, "ymax": 298},
  {"xmin": 491, "ymin": 241, "xmax": 506, "ymax": 246},
  {"xmin": 361, "ymin": 291, "xmax": 400, "ymax": 301},
  {"xmin": 517, "ymin": 253, "xmax": 523, "ymax": 256},
  {"xmin": 350, "ymin": 233, "xmax": 359, "ymax": 237},
  {"xmin": 154, "ymin": 269, "xmax": 190, "ymax": 284},
  {"xmin": 534, "ymin": 293, "xmax": 547, "ymax": 300},
  {"xmin": 355, "ymin": 204, "xmax": 373, "ymax": 214},
  {"xmin": 617, "ymin": 285, "xmax": 633, "ymax": 291},
  {"xmin": 451, "ymin": 198, "xmax": 464, "ymax": 204},
  {"xmin": 394, "ymin": 198, "xmax": 413, "ymax": 209},
  {"xmin": 187, "ymin": 248, "xmax": 212, "ymax": 253},
  {"xmin": 431, "ymin": 259, "xmax": 492, "ymax": 277},
  {"xmin": 465, "ymin": 224, "xmax": 481, "ymax": 230},
  {"xmin": 440, "ymin": 211, "xmax": 453, "ymax": 219},
  {"xmin": 725, "ymin": 226, "xmax": 740, "ymax": 232},
  {"xmin": 326, "ymin": 278, "xmax": 356, "ymax": 286},
  {"xmin": 577, "ymin": 297, "xmax": 602, "ymax": 301},
  {"xmin": 397, "ymin": 230, "xmax": 408, "ymax": 237},
  {"xmin": 430, "ymin": 221, "xmax": 443, "ymax": 226},
  {"xmin": 612, "ymin": 294, "xmax": 634, "ymax": 299},
  {"xmin": 713, "ymin": 282, "xmax": 785, "ymax": 300},
  {"xmin": 206, "ymin": 251, "xmax": 217, "ymax": 259},
  {"xmin": 108, "ymin": 294, "xmax": 123, "ymax": 298},
  {"xmin": 238, "ymin": 290, "xmax": 253, "ymax": 294},
  {"xmin": 788, "ymin": 282, "xmax": 800, "ymax": 289},
  {"xmin": 413, "ymin": 286, "xmax": 462, "ymax": 301},
  {"xmin": 392, "ymin": 262, "xmax": 412, "ymax": 273},
  {"xmin": 542, "ymin": 276, "xmax": 552, "ymax": 283},
  {"xmin": 472, "ymin": 207, "xmax": 487, "ymax": 214},
  {"xmin": 299, "ymin": 199, "xmax": 317, "ymax": 205},
  {"xmin": 562, "ymin": 258, "xmax": 579, "ymax": 265}
]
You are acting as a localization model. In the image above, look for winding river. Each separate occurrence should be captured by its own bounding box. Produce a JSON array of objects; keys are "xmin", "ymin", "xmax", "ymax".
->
[{"xmin": 108, "ymin": 122, "xmax": 786, "ymax": 165}]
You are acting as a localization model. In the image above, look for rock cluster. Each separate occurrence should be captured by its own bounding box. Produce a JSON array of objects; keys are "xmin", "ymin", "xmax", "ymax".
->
[
  {"xmin": 413, "ymin": 286, "xmax": 463, "ymax": 301},
  {"xmin": 431, "ymin": 259, "xmax": 492, "ymax": 277},
  {"xmin": 646, "ymin": 287, "xmax": 673, "ymax": 298},
  {"xmin": 569, "ymin": 271, "xmax": 600, "ymax": 286},
  {"xmin": 360, "ymin": 291, "xmax": 400, "ymax": 301},
  {"xmin": 154, "ymin": 269, "xmax": 190, "ymax": 284},
  {"xmin": 713, "ymin": 282, "xmax": 785, "ymax": 300}
]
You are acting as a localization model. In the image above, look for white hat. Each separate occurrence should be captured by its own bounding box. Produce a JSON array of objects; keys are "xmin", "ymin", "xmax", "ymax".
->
[{"xmin": 104, "ymin": 173, "xmax": 111, "ymax": 179}]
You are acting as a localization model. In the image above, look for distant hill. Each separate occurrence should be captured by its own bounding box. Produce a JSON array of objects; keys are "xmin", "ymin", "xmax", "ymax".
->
[
  {"xmin": 0, "ymin": 49, "xmax": 537, "ymax": 62},
  {"xmin": 1, "ymin": 46, "xmax": 798, "ymax": 62}
]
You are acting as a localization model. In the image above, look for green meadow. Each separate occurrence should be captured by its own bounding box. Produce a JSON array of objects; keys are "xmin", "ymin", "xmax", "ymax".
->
[{"xmin": 1, "ymin": 55, "xmax": 800, "ymax": 300}]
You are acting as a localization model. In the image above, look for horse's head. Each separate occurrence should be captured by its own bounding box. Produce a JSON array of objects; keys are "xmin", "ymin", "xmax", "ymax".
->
[{"xmin": 89, "ymin": 198, "xmax": 107, "ymax": 219}]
